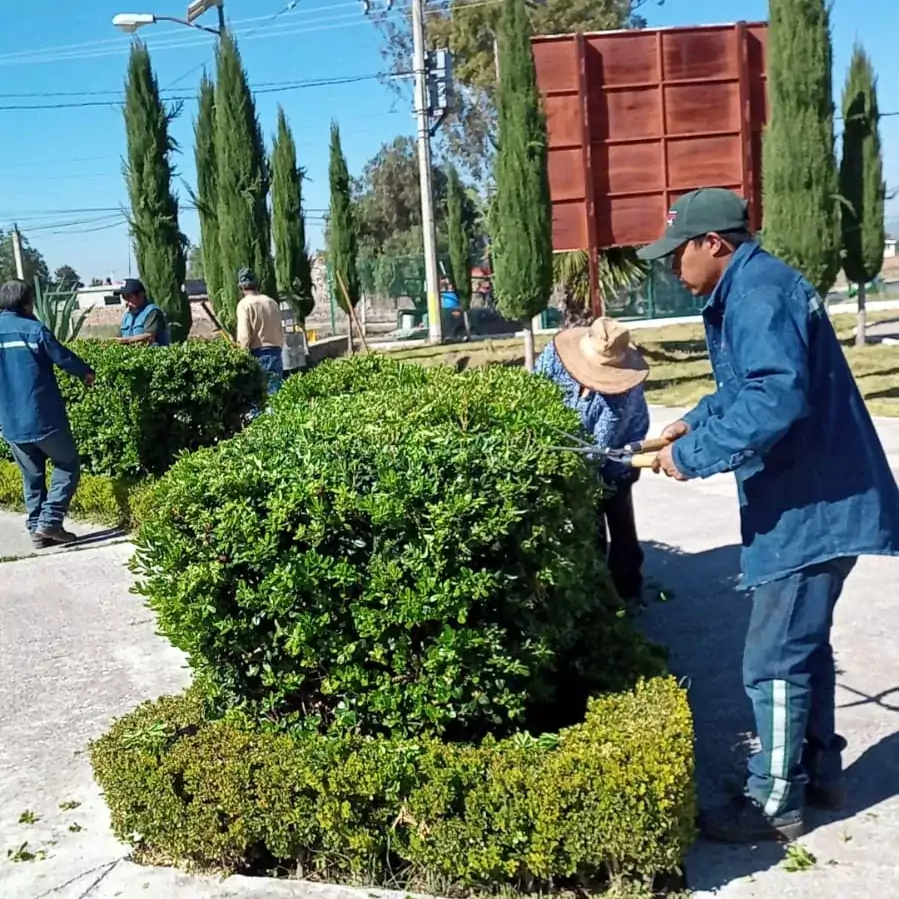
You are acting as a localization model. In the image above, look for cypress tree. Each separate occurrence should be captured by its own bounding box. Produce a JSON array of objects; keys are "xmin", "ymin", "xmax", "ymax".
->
[
  {"xmin": 327, "ymin": 122, "xmax": 359, "ymax": 350},
  {"xmin": 762, "ymin": 0, "xmax": 840, "ymax": 296},
  {"xmin": 492, "ymin": 0, "xmax": 553, "ymax": 370},
  {"xmin": 123, "ymin": 42, "xmax": 190, "ymax": 342},
  {"xmin": 272, "ymin": 106, "xmax": 314, "ymax": 324},
  {"xmin": 839, "ymin": 44, "xmax": 885, "ymax": 347},
  {"xmin": 214, "ymin": 32, "xmax": 276, "ymax": 331},
  {"xmin": 446, "ymin": 163, "xmax": 472, "ymax": 336},
  {"xmin": 193, "ymin": 72, "xmax": 223, "ymax": 311}
]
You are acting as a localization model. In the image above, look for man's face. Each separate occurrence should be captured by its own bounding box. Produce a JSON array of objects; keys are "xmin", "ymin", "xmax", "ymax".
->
[
  {"xmin": 122, "ymin": 291, "xmax": 145, "ymax": 312},
  {"xmin": 671, "ymin": 234, "xmax": 728, "ymax": 297}
]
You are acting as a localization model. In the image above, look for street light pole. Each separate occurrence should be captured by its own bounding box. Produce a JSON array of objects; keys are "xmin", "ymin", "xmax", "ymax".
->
[{"xmin": 411, "ymin": 0, "xmax": 442, "ymax": 343}]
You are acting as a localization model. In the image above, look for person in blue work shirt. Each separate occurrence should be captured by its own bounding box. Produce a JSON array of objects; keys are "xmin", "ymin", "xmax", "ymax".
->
[
  {"xmin": 639, "ymin": 188, "xmax": 899, "ymax": 843},
  {"xmin": 117, "ymin": 278, "xmax": 171, "ymax": 346},
  {"xmin": 536, "ymin": 317, "xmax": 650, "ymax": 601},
  {"xmin": 0, "ymin": 280, "xmax": 95, "ymax": 547}
]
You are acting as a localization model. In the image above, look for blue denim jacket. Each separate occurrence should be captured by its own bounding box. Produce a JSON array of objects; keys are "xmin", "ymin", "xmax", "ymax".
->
[
  {"xmin": 672, "ymin": 242, "xmax": 899, "ymax": 587},
  {"xmin": 535, "ymin": 342, "xmax": 650, "ymax": 484},
  {"xmin": 0, "ymin": 311, "xmax": 91, "ymax": 444}
]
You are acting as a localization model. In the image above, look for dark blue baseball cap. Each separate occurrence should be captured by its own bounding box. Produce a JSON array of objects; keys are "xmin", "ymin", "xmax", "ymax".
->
[{"xmin": 121, "ymin": 278, "xmax": 146, "ymax": 296}]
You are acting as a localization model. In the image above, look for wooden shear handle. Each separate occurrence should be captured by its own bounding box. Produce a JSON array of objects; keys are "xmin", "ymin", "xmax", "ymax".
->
[
  {"xmin": 628, "ymin": 453, "xmax": 661, "ymax": 469},
  {"xmin": 625, "ymin": 436, "xmax": 672, "ymax": 453}
]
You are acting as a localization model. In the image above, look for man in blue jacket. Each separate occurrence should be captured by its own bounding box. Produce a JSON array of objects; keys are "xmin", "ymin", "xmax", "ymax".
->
[
  {"xmin": 117, "ymin": 278, "xmax": 171, "ymax": 346},
  {"xmin": 0, "ymin": 280, "xmax": 95, "ymax": 547},
  {"xmin": 639, "ymin": 188, "xmax": 899, "ymax": 843}
]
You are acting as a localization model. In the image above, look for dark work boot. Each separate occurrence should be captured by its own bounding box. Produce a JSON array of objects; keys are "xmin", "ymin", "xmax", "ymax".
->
[
  {"xmin": 700, "ymin": 795, "xmax": 804, "ymax": 843},
  {"xmin": 33, "ymin": 527, "xmax": 78, "ymax": 547}
]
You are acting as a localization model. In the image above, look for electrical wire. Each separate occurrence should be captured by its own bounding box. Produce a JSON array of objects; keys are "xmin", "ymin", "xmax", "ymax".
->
[
  {"xmin": 0, "ymin": 72, "xmax": 392, "ymax": 110},
  {"xmin": 0, "ymin": 0, "xmax": 502, "ymax": 68},
  {"xmin": 0, "ymin": 0, "xmax": 363, "ymax": 64}
]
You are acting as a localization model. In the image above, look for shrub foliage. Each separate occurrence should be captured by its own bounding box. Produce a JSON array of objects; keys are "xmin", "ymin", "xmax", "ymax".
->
[
  {"xmin": 133, "ymin": 361, "xmax": 664, "ymax": 738},
  {"xmin": 0, "ymin": 339, "xmax": 266, "ymax": 479},
  {"xmin": 90, "ymin": 678, "xmax": 695, "ymax": 886}
]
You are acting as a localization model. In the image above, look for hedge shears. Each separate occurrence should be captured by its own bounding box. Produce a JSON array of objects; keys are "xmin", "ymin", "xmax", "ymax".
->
[{"xmin": 545, "ymin": 431, "xmax": 671, "ymax": 468}]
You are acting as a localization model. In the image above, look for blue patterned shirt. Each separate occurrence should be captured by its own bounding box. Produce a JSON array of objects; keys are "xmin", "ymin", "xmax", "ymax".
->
[{"xmin": 535, "ymin": 341, "xmax": 650, "ymax": 484}]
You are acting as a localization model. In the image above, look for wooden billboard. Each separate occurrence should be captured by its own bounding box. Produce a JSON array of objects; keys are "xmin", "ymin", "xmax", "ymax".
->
[{"xmin": 533, "ymin": 22, "xmax": 768, "ymax": 311}]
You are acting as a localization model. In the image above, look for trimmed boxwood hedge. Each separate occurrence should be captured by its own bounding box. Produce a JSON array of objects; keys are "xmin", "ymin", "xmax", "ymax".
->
[
  {"xmin": 133, "ymin": 363, "xmax": 666, "ymax": 739},
  {"xmin": 90, "ymin": 677, "xmax": 695, "ymax": 888},
  {"xmin": 0, "ymin": 338, "xmax": 266, "ymax": 479}
]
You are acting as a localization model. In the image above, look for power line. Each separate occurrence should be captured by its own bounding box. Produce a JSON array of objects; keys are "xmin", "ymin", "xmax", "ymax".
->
[
  {"xmin": 0, "ymin": 0, "xmax": 362, "ymax": 64},
  {"xmin": 0, "ymin": 73, "xmax": 393, "ymax": 111},
  {"xmin": 0, "ymin": 0, "xmax": 502, "ymax": 68}
]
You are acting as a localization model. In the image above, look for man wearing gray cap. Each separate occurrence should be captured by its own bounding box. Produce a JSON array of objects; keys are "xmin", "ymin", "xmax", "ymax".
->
[
  {"xmin": 235, "ymin": 268, "xmax": 285, "ymax": 395},
  {"xmin": 639, "ymin": 188, "xmax": 899, "ymax": 843}
]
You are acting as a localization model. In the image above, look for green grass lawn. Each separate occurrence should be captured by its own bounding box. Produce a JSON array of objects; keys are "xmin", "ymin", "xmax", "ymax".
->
[{"xmin": 385, "ymin": 312, "xmax": 899, "ymax": 417}]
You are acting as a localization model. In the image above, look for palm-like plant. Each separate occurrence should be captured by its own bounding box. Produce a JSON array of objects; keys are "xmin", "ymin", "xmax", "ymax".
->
[
  {"xmin": 33, "ymin": 279, "xmax": 92, "ymax": 342},
  {"xmin": 553, "ymin": 248, "xmax": 648, "ymax": 327}
]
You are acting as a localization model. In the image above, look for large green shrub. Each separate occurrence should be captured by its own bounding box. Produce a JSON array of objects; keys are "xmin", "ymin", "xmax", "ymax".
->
[
  {"xmin": 271, "ymin": 353, "xmax": 428, "ymax": 410},
  {"xmin": 0, "ymin": 339, "xmax": 266, "ymax": 478},
  {"xmin": 133, "ymin": 363, "xmax": 664, "ymax": 738},
  {"xmin": 90, "ymin": 677, "xmax": 695, "ymax": 886}
]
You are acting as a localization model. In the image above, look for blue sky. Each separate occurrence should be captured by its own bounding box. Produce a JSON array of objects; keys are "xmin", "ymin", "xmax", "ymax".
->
[{"xmin": 1, "ymin": 0, "xmax": 897, "ymax": 281}]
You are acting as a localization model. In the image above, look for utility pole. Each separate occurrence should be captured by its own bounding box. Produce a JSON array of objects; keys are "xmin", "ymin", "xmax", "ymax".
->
[
  {"xmin": 11, "ymin": 225, "xmax": 26, "ymax": 280},
  {"xmin": 412, "ymin": 0, "xmax": 443, "ymax": 343}
]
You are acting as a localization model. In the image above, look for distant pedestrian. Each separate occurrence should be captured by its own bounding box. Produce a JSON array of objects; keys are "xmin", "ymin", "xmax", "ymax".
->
[
  {"xmin": 639, "ymin": 187, "xmax": 899, "ymax": 843},
  {"xmin": 235, "ymin": 268, "xmax": 285, "ymax": 396},
  {"xmin": 0, "ymin": 280, "xmax": 95, "ymax": 547},
  {"xmin": 117, "ymin": 278, "xmax": 171, "ymax": 346},
  {"xmin": 535, "ymin": 317, "xmax": 651, "ymax": 601}
]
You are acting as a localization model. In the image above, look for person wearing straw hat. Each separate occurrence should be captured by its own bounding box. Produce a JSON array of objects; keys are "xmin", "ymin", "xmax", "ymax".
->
[{"xmin": 535, "ymin": 317, "xmax": 650, "ymax": 602}]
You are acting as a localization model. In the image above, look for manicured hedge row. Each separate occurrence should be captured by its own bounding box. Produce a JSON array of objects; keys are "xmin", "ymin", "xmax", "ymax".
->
[
  {"xmin": 1, "ymin": 339, "xmax": 266, "ymax": 479},
  {"xmin": 90, "ymin": 677, "xmax": 695, "ymax": 888},
  {"xmin": 270, "ymin": 353, "xmax": 428, "ymax": 410},
  {"xmin": 0, "ymin": 460, "xmax": 153, "ymax": 530},
  {"xmin": 133, "ymin": 363, "xmax": 665, "ymax": 739}
]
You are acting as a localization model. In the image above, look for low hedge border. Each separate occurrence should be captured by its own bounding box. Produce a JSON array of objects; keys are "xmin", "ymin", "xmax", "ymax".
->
[
  {"xmin": 90, "ymin": 677, "xmax": 695, "ymax": 891},
  {"xmin": 0, "ymin": 459, "xmax": 153, "ymax": 531}
]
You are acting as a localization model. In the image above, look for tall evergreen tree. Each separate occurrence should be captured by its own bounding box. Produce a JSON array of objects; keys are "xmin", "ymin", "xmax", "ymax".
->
[
  {"xmin": 327, "ymin": 122, "xmax": 359, "ymax": 350},
  {"xmin": 839, "ymin": 44, "xmax": 885, "ymax": 347},
  {"xmin": 193, "ymin": 73, "xmax": 222, "ymax": 309},
  {"xmin": 272, "ymin": 106, "xmax": 314, "ymax": 324},
  {"xmin": 445, "ymin": 163, "xmax": 472, "ymax": 336},
  {"xmin": 762, "ymin": 0, "xmax": 840, "ymax": 296},
  {"xmin": 214, "ymin": 32, "xmax": 276, "ymax": 331},
  {"xmin": 491, "ymin": 0, "xmax": 553, "ymax": 370},
  {"xmin": 123, "ymin": 42, "xmax": 190, "ymax": 342}
]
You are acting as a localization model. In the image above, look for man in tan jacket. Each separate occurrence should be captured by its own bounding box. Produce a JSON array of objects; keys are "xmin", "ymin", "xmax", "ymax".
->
[{"xmin": 235, "ymin": 267, "xmax": 285, "ymax": 395}]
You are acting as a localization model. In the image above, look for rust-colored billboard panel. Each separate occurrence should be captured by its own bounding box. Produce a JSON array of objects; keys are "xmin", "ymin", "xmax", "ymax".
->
[{"xmin": 533, "ymin": 22, "xmax": 768, "ymax": 255}]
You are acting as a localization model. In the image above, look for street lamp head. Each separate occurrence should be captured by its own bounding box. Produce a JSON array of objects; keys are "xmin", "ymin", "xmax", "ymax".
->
[{"xmin": 112, "ymin": 12, "xmax": 157, "ymax": 32}]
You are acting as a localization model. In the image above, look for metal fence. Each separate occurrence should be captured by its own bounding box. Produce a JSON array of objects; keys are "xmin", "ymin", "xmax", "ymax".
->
[{"xmin": 329, "ymin": 255, "xmax": 701, "ymax": 326}]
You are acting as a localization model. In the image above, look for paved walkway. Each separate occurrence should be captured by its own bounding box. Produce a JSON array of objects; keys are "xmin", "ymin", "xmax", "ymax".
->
[{"xmin": 0, "ymin": 409, "xmax": 897, "ymax": 898}]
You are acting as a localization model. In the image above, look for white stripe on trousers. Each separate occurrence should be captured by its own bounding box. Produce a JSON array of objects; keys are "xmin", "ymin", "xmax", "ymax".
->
[{"xmin": 764, "ymin": 679, "xmax": 789, "ymax": 816}]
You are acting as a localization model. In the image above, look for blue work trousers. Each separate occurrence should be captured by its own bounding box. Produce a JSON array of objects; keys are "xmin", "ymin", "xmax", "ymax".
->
[
  {"xmin": 7, "ymin": 428, "xmax": 81, "ymax": 533},
  {"xmin": 744, "ymin": 556, "xmax": 856, "ymax": 820},
  {"xmin": 251, "ymin": 347, "xmax": 284, "ymax": 396}
]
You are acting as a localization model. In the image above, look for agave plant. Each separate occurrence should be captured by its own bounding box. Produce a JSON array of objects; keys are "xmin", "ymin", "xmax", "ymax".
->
[
  {"xmin": 32, "ymin": 279, "xmax": 92, "ymax": 342},
  {"xmin": 553, "ymin": 248, "xmax": 648, "ymax": 327}
]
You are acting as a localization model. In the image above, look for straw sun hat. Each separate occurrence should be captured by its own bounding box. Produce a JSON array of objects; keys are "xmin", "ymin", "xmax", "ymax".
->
[{"xmin": 553, "ymin": 318, "xmax": 649, "ymax": 395}]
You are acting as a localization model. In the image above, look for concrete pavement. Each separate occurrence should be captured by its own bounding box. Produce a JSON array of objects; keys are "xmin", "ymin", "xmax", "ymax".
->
[{"xmin": 0, "ymin": 409, "xmax": 897, "ymax": 898}]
